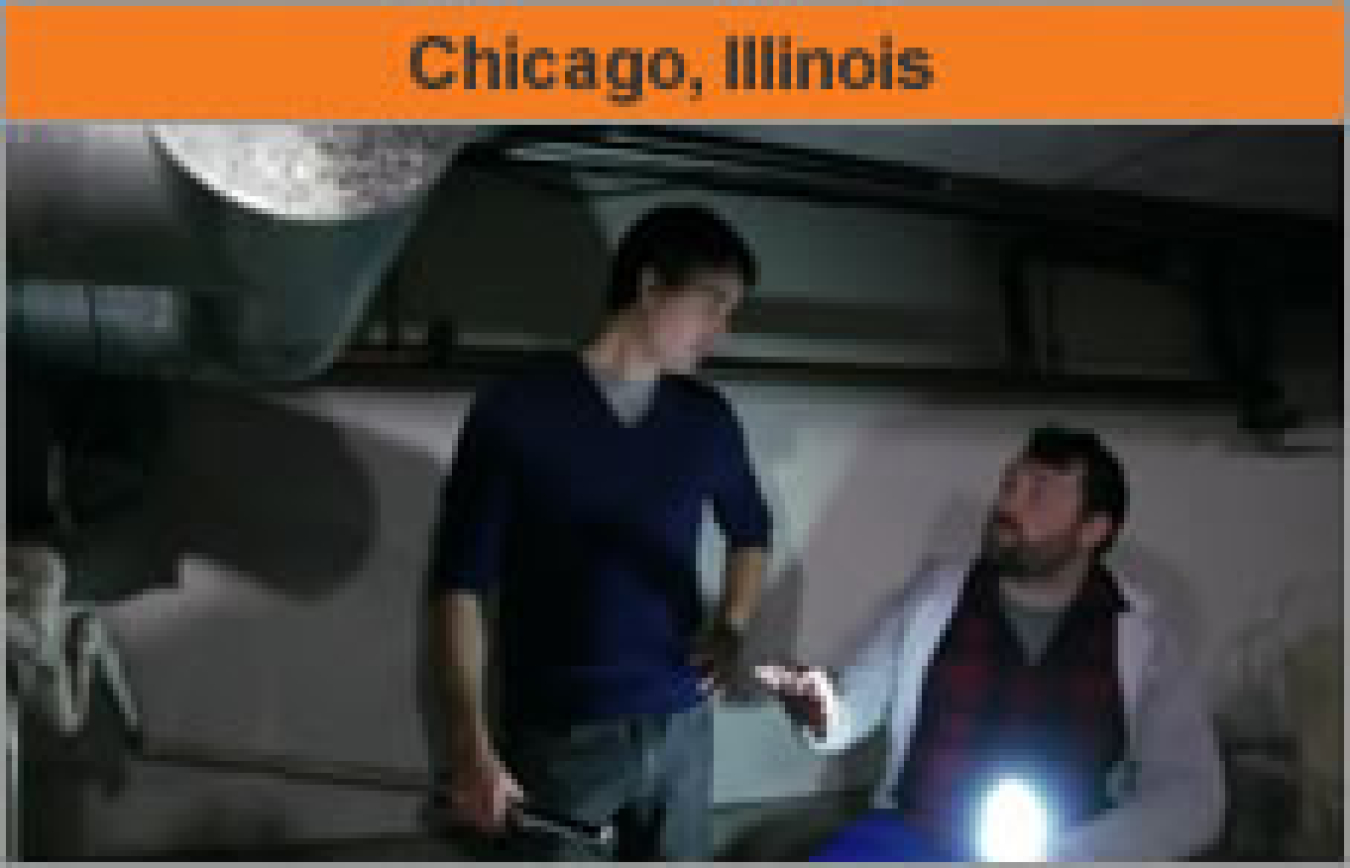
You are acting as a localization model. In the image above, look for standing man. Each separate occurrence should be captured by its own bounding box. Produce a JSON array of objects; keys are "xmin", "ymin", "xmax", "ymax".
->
[
  {"xmin": 758, "ymin": 426, "xmax": 1226, "ymax": 861},
  {"xmin": 429, "ymin": 205, "xmax": 771, "ymax": 860}
]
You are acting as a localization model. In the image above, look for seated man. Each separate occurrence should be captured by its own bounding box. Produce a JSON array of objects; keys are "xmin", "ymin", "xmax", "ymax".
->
[{"xmin": 758, "ymin": 426, "xmax": 1226, "ymax": 861}]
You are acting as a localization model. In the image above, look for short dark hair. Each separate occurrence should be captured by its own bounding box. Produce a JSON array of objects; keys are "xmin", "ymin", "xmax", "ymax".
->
[
  {"xmin": 605, "ymin": 205, "xmax": 757, "ymax": 313},
  {"xmin": 1023, "ymin": 425, "xmax": 1129, "ymax": 553}
]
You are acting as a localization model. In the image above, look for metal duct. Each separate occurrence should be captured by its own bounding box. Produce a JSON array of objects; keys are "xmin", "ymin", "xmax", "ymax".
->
[
  {"xmin": 8, "ymin": 282, "xmax": 193, "ymax": 378},
  {"xmin": 7, "ymin": 124, "xmax": 474, "ymax": 382}
]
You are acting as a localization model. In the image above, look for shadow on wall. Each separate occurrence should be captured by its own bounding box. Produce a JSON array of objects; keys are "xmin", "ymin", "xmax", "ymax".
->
[
  {"xmin": 1108, "ymin": 542, "xmax": 1206, "ymax": 657},
  {"xmin": 23, "ymin": 393, "xmax": 456, "ymax": 858},
  {"xmin": 68, "ymin": 382, "xmax": 379, "ymax": 603},
  {"xmin": 149, "ymin": 799, "xmax": 290, "ymax": 860},
  {"xmin": 1206, "ymin": 569, "xmax": 1345, "ymax": 744},
  {"xmin": 19, "ymin": 383, "xmax": 387, "ymax": 858},
  {"xmin": 20, "ymin": 689, "xmax": 135, "ymax": 860},
  {"xmin": 396, "ymin": 165, "xmax": 612, "ymax": 345},
  {"xmin": 721, "ymin": 563, "xmax": 808, "ymax": 705},
  {"xmin": 22, "ymin": 675, "xmax": 294, "ymax": 860}
]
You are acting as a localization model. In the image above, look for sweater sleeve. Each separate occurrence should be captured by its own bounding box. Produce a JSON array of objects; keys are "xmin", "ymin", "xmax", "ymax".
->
[
  {"xmin": 709, "ymin": 401, "xmax": 772, "ymax": 551},
  {"xmin": 427, "ymin": 393, "xmax": 515, "ymax": 595}
]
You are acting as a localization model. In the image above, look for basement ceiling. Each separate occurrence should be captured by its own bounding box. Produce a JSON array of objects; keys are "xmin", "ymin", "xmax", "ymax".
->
[{"xmin": 691, "ymin": 125, "xmax": 1344, "ymax": 220}]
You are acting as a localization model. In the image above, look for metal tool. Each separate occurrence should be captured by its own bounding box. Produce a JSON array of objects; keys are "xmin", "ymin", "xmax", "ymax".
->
[{"xmin": 509, "ymin": 802, "xmax": 615, "ymax": 848}]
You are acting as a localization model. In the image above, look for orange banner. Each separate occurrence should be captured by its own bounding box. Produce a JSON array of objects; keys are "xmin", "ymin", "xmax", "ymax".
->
[{"xmin": 6, "ymin": 5, "xmax": 1343, "ymax": 120}]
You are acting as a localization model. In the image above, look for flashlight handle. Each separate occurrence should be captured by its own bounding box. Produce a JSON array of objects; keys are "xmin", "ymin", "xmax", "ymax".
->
[{"xmin": 509, "ymin": 803, "xmax": 614, "ymax": 846}]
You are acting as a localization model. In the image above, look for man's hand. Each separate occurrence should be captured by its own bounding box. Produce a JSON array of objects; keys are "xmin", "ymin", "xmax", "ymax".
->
[
  {"xmin": 690, "ymin": 618, "xmax": 745, "ymax": 695},
  {"xmin": 444, "ymin": 749, "xmax": 525, "ymax": 836},
  {"xmin": 754, "ymin": 663, "xmax": 834, "ymax": 739}
]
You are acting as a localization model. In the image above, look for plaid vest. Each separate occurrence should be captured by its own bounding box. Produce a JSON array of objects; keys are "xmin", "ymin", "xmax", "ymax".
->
[{"xmin": 893, "ymin": 561, "xmax": 1127, "ymax": 857}]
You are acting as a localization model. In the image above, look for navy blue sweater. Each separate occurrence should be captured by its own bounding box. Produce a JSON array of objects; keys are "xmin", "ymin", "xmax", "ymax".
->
[{"xmin": 430, "ymin": 354, "xmax": 771, "ymax": 722}]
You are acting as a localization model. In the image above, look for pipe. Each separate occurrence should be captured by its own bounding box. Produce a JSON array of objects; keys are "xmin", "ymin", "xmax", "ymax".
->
[
  {"xmin": 8, "ymin": 282, "xmax": 195, "ymax": 378},
  {"xmin": 136, "ymin": 736, "xmax": 430, "ymax": 795},
  {"xmin": 463, "ymin": 126, "xmax": 1340, "ymax": 246},
  {"xmin": 7, "ymin": 124, "xmax": 472, "ymax": 383}
]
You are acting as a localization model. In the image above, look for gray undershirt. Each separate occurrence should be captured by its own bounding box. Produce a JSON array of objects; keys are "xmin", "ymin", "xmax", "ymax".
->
[
  {"xmin": 999, "ymin": 589, "xmax": 1070, "ymax": 664},
  {"xmin": 583, "ymin": 357, "xmax": 659, "ymax": 427}
]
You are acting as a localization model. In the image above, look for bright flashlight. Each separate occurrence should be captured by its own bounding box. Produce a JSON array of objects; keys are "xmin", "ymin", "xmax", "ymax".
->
[{"xmin": 975, "ymin": 777, "xmax": 1050, "ymax": 862}]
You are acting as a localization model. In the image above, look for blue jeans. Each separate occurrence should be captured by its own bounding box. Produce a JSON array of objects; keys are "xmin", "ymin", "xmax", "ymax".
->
[{"xmin": 494, "ymin": 701, "xmax": 713, "ymax": 861}]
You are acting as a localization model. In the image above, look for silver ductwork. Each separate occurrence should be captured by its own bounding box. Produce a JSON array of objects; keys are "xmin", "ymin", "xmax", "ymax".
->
[
  {"xmin": 8, "ymin": 282, "xmax": 194, "ymax": 377},
  {"xmin": 7, "ymin": 124, "xmax": 473, "ymax": 382}
]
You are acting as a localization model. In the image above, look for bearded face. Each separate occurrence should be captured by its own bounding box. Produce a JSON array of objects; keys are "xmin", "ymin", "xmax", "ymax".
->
[
  {"xmin": 981, "ymin": 457, "xmax": 1104, "ymax": 581},
  {"xmin": 981, "ymin": 510, "xmax": 1083, "ymax": 580}
]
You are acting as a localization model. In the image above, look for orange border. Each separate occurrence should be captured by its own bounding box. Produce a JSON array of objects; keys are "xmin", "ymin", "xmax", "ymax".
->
[{"xmin": 6, "ymin": 6, "xmax": 1343, "ymax": 119}]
